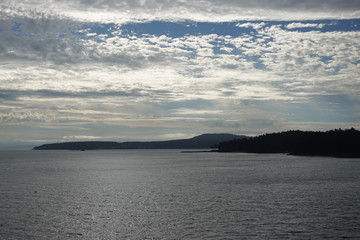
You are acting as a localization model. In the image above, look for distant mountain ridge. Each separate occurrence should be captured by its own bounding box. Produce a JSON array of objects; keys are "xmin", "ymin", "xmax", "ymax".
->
[{"xmin": 33, "ymin": 133, "xmax": 246, "ymax": 150}]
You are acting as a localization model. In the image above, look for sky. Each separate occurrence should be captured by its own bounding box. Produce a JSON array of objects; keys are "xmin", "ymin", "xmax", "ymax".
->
[{"xmin": 1, "ymin": 0, "xmax": 360, "ymax": 148}]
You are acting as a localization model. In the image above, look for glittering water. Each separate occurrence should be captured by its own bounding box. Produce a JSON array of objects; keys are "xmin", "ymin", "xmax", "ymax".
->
[{"xmin": 1, "ymin": 150, "xmax": 360, "ymax": 239}]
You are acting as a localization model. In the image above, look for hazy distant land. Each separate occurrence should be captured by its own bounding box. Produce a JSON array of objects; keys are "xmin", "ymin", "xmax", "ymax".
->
[
  {"xmin": 216, "ymin": 128, "xmax": 360, "ymax": 158},
  {"xmin": 33, "ymin": 134, "xmax": 245, "ymax": 150},
  {"xmin": 33, "ymin": 129, "xmax": 360, "ymax": 158}
]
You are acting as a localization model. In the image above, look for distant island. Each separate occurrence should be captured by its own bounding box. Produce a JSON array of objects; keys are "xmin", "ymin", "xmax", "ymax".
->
[
  {"xmin": 216, "ymin": 128, "xmax": 360, "ymax": 158},
  {"xmin": 33, "ymin": 129, "xmax": 360, "ymax": 158},
  {"xmin": 33, "ymin": 133, "xmax": 246, "ymax": 150}
]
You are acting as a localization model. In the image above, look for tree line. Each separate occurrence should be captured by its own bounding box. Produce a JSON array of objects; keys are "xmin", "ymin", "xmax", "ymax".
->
[{"xmin": 216, "ymin": 128, "xmax": 360, "ymax": 157}]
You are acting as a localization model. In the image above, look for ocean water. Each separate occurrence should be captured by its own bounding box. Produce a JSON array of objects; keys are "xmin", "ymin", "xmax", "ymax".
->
[{"xmin": 0, "ymin": 150, "xmax": 360, "ymax": 239}]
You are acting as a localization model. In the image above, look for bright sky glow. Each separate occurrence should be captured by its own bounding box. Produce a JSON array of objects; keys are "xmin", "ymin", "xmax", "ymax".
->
[{"xmin": 1, "ymin": 0, "xmax": 360, "ymax": 148}]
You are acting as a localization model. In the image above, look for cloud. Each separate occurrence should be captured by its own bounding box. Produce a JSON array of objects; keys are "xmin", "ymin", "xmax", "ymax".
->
[
  {"xmin": 1, "ymin": 2, "xmax": 359, "ymax": 145},
  {"xmin": 0, "ymin": 89, "xmax": 153, "ymax": 100},
  {"xmin": 62, "ymin": 0, "xmax": 360, "ymax": 21},
  {"xmin": 0, "ymin": 110, "xmax": 54, "ymax": 124},
  {"xmin": 2, "ymin": 21, "xmax": 359, "ymax": 104},
  {"xmin": 285, "ymin": 22, "xmax": 326, "ymax": 29},
  {"xmin": 62, "ymin": 135, "xmax": 103, "ymax": 140},
  {"xmin": 236, "ymin": 22, "xmax": 267, "ymax": 29},
  {"xmin": 1, "ymin": 0, "xmax": 360, "ymax": 24},
  {"xmin": 0, "ymin": 8, "xmax": 86, "ymax": 65}
]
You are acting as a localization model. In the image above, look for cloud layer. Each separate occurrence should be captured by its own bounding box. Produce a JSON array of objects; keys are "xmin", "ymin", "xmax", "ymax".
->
[
  {"xmin": 1, "ymin": 1, "xmax": 360, "ymax": 146},
  {"xmin": 2, "ymin": 0, "xmax": 360, "ymax": 23}
]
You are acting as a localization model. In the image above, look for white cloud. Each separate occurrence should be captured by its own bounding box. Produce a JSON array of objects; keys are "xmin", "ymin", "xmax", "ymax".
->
[
  {"xmin": 2, "ymin": 22, "xmax": 359, "ymax": 105},
  {"xmin": 286, "ymin": 22, "xmax": 326, "ymax": 29},
  {"xmin": 236, "ymin": 22, "xmax": 267, "ymax": 29},
  {"xmin": 1, "ymin": 0, "xmax": 360, "ymax": 24},
  {"xmin": 1, "ymin": 1, "xmax": 360, "ymax": 144}
]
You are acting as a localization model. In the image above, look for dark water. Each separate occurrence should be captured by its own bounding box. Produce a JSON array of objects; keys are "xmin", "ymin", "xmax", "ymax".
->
[{"xmin": 1, "ymin": 150, "xmax": 360, "ymax": 239}]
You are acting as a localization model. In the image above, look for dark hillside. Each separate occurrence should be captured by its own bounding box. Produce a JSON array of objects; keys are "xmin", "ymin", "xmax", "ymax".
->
[
  {"xmin": 33, "ymin": 133, "xmax": 246, "ymax": 150},
  {"xmin": 217, "ymin": 128, "xmax": 360, "ymax": 158}
]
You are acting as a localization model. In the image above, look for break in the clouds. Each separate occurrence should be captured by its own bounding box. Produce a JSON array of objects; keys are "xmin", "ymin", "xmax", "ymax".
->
[{"xmin": 0, "ymin": 1, "xmax": 360, "ymax": 147}]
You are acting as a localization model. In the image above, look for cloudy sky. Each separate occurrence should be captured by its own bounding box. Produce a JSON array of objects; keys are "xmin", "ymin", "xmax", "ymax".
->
[{"xmin": 1, "ymin": 0, "xmax": 360, "ymax": 148}]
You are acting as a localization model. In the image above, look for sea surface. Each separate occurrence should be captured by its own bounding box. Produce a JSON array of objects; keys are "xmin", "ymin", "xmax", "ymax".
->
[{"xmin": 1, "ymin": 150, "xmax": 360, "ymax": 239}]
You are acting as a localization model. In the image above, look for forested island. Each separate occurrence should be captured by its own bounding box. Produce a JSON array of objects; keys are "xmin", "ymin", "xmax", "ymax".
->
[
  {"xmin": 33, "ymin": 133, "xmax": 245, "ymax": 150},
  {"xmin": 216, "ymin": 128, "xmax": 360, "ymax": 158}
]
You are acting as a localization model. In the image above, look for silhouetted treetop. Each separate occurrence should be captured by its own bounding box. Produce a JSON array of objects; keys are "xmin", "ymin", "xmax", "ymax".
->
[{"xmin": 216, "ymin": 128, "xmax": 360, "ymax": 158}]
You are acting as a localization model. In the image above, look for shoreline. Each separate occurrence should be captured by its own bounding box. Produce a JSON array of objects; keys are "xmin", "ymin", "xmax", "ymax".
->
[{"xmin": 213, "ymin": 150, "xmax": 360, "ymax": 158}]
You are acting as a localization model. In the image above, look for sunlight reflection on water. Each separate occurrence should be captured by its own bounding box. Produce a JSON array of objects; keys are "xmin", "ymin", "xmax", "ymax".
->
[{"xmin": 1, "ymin": 150, "xmax": 360, "ymax": 239}]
